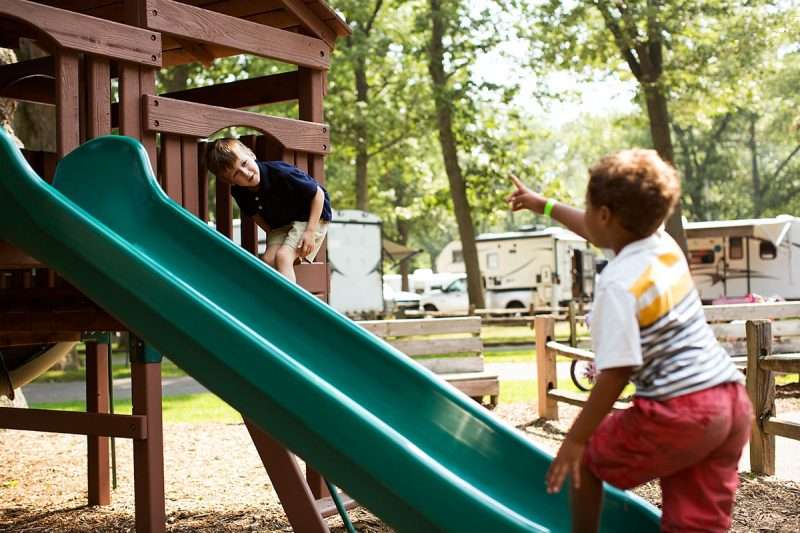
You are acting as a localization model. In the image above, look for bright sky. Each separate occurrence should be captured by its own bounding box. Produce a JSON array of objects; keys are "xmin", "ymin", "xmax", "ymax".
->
[
  {"xmin": 472, "ymin": 41, "xmax": 638, "ymax": 128},
  {"xmin": 469, "ymin": 0, "xmax": 639, "ymax": 127}
]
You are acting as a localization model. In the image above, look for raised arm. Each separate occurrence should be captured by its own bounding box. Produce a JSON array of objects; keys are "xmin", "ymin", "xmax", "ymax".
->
[{"xmin": 506, "ymin": 175, "xmax": 590, "ymax": 241}]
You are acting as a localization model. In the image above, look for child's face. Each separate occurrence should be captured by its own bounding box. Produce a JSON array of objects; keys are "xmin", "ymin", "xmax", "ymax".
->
[
  {"xmin": 584, "ymin": 195, "xmax": 613, "ymax": 249},
  {"xmin": 222, "ymin": 147, "xmax": 260, "ymax": 187}
]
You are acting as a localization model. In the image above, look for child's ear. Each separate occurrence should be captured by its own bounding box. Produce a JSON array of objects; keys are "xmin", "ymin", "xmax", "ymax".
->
[{"xmin": 598, "ymin": 205, "xmax": 612, "ymax": 225}]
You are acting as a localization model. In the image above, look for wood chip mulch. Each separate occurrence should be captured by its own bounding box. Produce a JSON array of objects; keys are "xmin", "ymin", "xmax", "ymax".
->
[{"xmin": 2, "ymin": 400, "xmax": 799, "ymax": 532}]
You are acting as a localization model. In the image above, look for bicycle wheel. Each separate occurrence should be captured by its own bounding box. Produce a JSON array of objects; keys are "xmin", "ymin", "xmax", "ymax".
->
[{"xmin": 569, "ymin": 359, "xmax": 596, "ymax": 392}]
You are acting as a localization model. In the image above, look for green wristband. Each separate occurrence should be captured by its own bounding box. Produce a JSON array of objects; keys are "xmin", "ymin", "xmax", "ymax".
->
[{"xmin": 543, "ymin": 198, "xmax": 556, "ymax": 218}]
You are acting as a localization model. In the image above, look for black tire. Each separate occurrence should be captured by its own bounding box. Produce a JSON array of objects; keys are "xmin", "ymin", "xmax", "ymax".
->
[{"xmin": 570, "ymin": 359, "xmax": 596, "ymax": 392}]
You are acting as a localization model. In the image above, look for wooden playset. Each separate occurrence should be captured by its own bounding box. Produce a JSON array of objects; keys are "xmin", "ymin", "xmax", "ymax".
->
[{"xmin": 0, "ymin": 1, "xmax": 353, "ymax": 531}]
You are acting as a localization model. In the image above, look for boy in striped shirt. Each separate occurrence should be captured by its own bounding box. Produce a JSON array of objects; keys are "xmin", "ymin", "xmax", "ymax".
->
[{"xmin": 508, "ymin": 149, "xmax": 751, "ymax": 532}]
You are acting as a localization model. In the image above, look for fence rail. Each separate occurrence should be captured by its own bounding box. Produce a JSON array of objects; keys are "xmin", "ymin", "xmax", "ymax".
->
[{"xmin": 534, "ymin": 309, "xmax": 800, "ymax": 475}]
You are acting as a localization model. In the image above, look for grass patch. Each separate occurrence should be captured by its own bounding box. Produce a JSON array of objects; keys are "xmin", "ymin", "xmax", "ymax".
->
[
  {"xmin": 30, "ymin": 392, "xmax": 240, "ymax": 424},
  {"xmin": 499, "ymin": 376, "xmax": 584, "ymax": 404}
]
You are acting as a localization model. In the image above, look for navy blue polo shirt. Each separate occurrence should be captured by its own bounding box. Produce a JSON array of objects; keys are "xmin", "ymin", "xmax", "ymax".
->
[{"xmin": 231, "ymin": 161, "xmax": 332, "ymax": 229}]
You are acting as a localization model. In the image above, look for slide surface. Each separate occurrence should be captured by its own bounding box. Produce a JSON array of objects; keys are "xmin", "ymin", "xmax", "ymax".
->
[{"xmin": 0, "ymin": 131, "xmax": 660, "ymax": 532}]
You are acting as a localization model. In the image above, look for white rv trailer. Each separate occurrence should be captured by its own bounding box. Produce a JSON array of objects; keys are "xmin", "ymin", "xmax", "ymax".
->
[
  {"xmin": 326, "ymin": 210, "xmax": 384, "ymax": 316},
  {"xmin": 435, "ymin": 227, "xmax": 593, "ymax": 310},
  {"xmin": 222, "ymin": 209, "xmax": 385, "ymax": 316},
  {"xmin": 685, "ymin": 215, "xmax": 800, "ymax": 302}
]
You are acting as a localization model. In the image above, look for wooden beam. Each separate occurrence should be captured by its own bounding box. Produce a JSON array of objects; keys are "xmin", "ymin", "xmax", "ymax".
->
[
  {"xmin": 0, "ymin": 331, "xmax": 81, "ymax": 346},
  {"xmin": 359, "ymin": 316, "xmax": 482, "ymax": 337},
  {"xmin": 389, "ymin": 337, "xmax": 483, "ymax": 357},
  {"xmin": 763, "ymin": 417, "xmax": 800, "ymax": 441},
  {"xmin": 294, "ymin": 262, "xmax": 329, "ymax": 293},
  {"xmin": 0, "ymin": 241, "xmax": 42, "ymax": 268},
  {"xmin": 0, "ymin": 0, "xmax": 161, "ymax": 66},
  {"xmin": 704, "ymin": 302, "xmax": 800, "ymax": 322},
  {"xmin": 0, "ymin": 407, "xmax": 148, "ymax": 439},
  {"xmin": 144, "ymin": 0, "xmax": 329, "ymax": 69},
  {"xmin": 158, "ymin": 71, "xmax": 299, "ymax": 108},
  {"xmin": 759, "ymin": 354, "xmax": 800, "ymax": 374},
  {"xmin": 144, "ymin": 96, "xmax": 329, "ymax": 154},
  {"xmin": 548, "ymin": 389, "xmax": 629, "ymax": 411},
  {"xmin": 276, "ymin": 0, "xmax": 337, "ymax": 46},
  {"xmin": 546, "ymin": 341, "xmax": 595, "ymax": 362}
]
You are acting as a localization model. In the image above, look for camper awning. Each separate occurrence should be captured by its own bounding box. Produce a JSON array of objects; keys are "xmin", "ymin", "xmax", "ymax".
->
[
  {"xmin": 383, "ymin": 239, "xmax": 422, "ymax": 264},
  {"xmin": 685, "ymin": 216, "xmax": 796, "ymax": 246}
]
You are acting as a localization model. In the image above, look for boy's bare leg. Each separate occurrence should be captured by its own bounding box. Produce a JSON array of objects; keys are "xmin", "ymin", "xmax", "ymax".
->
[
  {"xmin": 275, "ymin": 245, "xmax": 298, "ymax": 283},
  {"xmin": 261, "ymin": 244, "xmax": 281, "ymax": 268},
  {"xmin": 571, "ymin": 464, "xmax": 603, "ymax": 533}
]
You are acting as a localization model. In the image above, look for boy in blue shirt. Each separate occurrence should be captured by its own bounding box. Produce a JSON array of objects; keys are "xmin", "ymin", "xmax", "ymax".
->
[{"xmin": 206, "ymin": 138, "xmax": 332, "ymax": 283}]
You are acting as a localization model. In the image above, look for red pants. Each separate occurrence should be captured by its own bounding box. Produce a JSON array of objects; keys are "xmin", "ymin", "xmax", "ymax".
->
[{"xmin": 585, "ymin": 382, "xmax": 753, "ymax": 532}]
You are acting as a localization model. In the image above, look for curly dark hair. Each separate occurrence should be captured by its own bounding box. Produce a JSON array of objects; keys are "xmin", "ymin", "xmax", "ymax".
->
[{"xmin": 587, "ymin": 149, "xmax": 681, "ymax": 238}]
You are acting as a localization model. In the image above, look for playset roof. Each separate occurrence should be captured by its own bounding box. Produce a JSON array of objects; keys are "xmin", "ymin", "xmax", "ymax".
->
[{"xmin": 1, "ymin": 1, "xmax": 350, "ymax": 66}]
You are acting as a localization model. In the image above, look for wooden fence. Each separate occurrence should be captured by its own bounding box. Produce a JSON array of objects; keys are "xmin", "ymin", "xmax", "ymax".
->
[{"xmin": 534, "ymin": 302, "xmax": 800, "ymax": 474}]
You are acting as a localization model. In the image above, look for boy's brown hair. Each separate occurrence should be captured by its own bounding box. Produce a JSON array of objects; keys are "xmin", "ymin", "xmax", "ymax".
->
[
  {"xmin": 205, "ymin": 138, "xmax": 255, "ymax": 180},
  {"xmin": 587, "ymin": 149, "xmax": 681, "ymax": 238}
]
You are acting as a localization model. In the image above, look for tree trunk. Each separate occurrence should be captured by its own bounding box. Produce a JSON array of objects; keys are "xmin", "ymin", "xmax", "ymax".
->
[
  {"xmin": 748, "ymin": 113, "xmax": 762, "ymax": 217},
  {"xmin": 642, "ymin": 83, "xmax": 688, "ymax": 254},
  {"xmin": 354, "ymin": 53, "xmax": 369, "ymax": 211},
  {"xmin": 427, "ymin": 0, "xmax": 484, "ymax": 308},
  {"xmin": 398, "ymin": 219, "xmax": 411, "ymax": 292}
]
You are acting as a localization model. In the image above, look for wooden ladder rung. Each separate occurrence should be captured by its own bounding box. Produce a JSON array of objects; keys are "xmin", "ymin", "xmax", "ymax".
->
[
  {"xmin": 548, "ymin": 388, "xmax": 629, "ymax": 411},
  {"xmin": 314, "ymin": 492, "xmax": 358, "ymax": 518}
]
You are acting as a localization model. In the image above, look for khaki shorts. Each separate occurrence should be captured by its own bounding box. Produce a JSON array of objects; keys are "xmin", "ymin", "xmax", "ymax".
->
[{"xmin": 266, "ymin": 221, "xmax": 329, "ymax": 262}]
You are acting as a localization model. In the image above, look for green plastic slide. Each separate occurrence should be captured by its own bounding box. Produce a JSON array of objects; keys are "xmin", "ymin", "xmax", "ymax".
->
[{"xmin": 0, "ymin": 130, "xmax": 660, "ymax": 532}]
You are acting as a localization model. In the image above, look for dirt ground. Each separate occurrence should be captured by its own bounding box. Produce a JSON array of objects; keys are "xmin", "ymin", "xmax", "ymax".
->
[{"xmin": 2, "ymin": 399, "xmax": 799, "ymax": 532}]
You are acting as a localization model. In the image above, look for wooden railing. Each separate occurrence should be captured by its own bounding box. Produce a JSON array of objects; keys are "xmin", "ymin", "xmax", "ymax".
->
[{"xmin": 535, "ymin": 302, "xmax": 800, "ymax": 474}]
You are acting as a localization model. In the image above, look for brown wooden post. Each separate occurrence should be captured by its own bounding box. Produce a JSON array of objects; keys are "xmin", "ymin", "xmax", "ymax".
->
[
  {"xmin": 746, "ymin": 320, "xmax": 775, "ymax": 475},
  {"xmin": 180, "ymin": 136, "xmax": 199, "ymax": 216},
  {"xmin": 162, "ymin": 134, "xmax": 183, "ymax": 203},
  {"xmin": 197, "ymin": 142, "xmax": 209, "ymax": 222},
  {"xmin": 244, "ymin": 419, "xmax": 330, "ymax": 533},
  {"xmin": 85, "ymin": 55, "xmax": 111, "ymax": 138},
  {"xmin": 535, "ymin": 316, "xmax": 558, "ymax": 420},
  {"xmin": 56, "ymin": 49, "xmax": 80, "ymax": 158},
  {"xmin": 298, "ymin": 67, "xmax": 327, "ymax": 266},
  {"xmin": 568, "ymin": 301, "xmax": 577, "ymax": 347},
  {"xmin": 86, "ymin": 342, "xmax": 111, "ymax": 505},
  {"xmin": 131, "ymin": 338, "xmax": 166, "ymax": 532},
  {"xmin": 298, "ymin": 66, "xmax": 330, "ymax": 497}
]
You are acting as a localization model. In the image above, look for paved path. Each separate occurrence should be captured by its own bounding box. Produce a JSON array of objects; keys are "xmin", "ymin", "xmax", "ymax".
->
[
  {"xmin": 21, "ymin": 361, "xmax": 562, "ymax": 404},
  {"xmin": 23, "ymin": 375, "xmax": 210, "ymax": 404}
]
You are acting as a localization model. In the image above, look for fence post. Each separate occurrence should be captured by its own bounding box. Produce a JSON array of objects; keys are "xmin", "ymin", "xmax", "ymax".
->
[
  {"xmin": 568, "ymin": 301, "xmax": 577, "ymax": 347},
  {"xmin": 534, "ymin": 316, "xmax": 558, "ymax": 420},
  {"xmin": 746, "ymin": 320, "xmax": 775, "ymax": 475}
]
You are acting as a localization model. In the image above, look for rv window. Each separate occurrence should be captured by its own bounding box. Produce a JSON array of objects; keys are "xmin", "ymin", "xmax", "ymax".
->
[
  {"xmin": 452, "ymin": 250, "xmax": 463, "ymax": 263},
  {"xmin": 729, "ymin": 237, "xmax": 743, "ymax": 260},
  {"xmin": 689, "ymin": 249, "xmax": 715, "ymax": 265},
  {"xmin": 759, "ymin": 241, "xmax": 777, "ymax": 260},
  {"xmin": 486, "ymin": 253, "xmax": 498, "ymax": 269}
]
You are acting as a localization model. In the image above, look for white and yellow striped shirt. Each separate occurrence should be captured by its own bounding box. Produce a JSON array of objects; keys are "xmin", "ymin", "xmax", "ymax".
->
[{"xmin": 590, "ymin": 231, "xmax": 743, "ymax": 399}]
